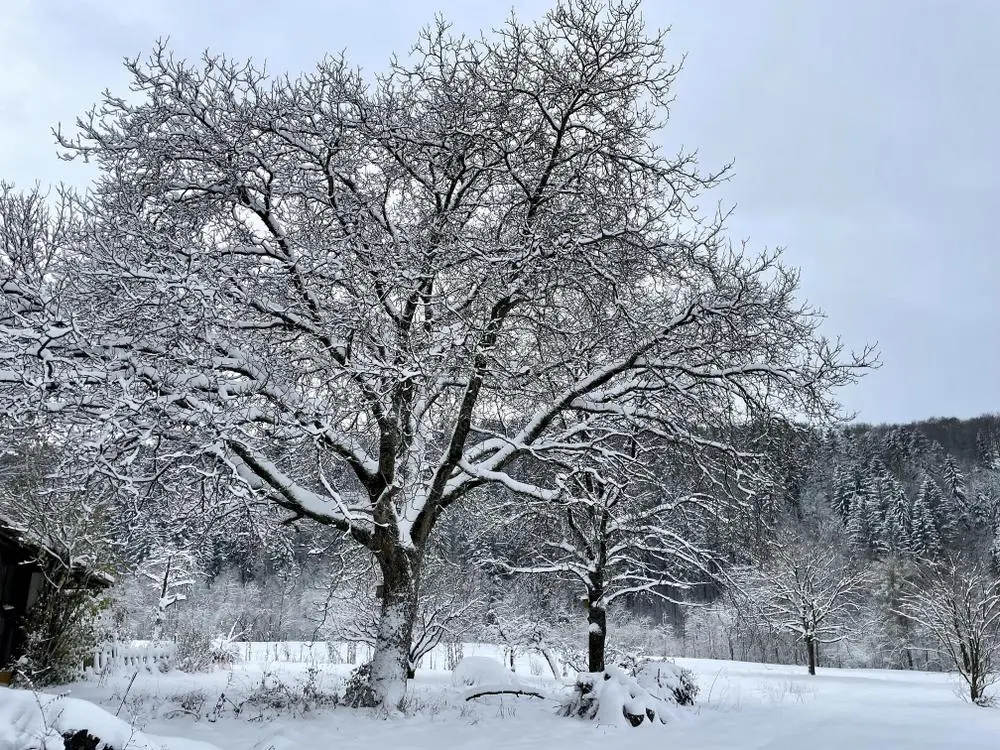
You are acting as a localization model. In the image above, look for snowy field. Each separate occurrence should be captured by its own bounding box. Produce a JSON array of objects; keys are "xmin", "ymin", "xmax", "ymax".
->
[{"xmin": 9, "ymin": 650, "xmax": 1000, "ymax": 750}]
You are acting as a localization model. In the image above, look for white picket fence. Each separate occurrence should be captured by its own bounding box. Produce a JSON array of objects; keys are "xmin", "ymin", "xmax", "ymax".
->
[
  {"xmin": 92, "ymin": 639, "xmax": 559, "ymax": 676},
  {"xmin": 92, "ymin": 641, "xmax": 177, "ymax": 672},
  {"xmin": 226, "ymin": 640, "xmax": 375, "ymax": 665}
]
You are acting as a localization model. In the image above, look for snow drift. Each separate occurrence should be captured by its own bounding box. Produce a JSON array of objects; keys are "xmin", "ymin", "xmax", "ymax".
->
[{"xmin": 0, "ymin": 689, "xmax": 221, "ymax": 750}]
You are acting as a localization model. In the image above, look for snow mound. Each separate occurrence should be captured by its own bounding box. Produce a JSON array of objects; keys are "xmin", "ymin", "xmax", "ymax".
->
[
  {"xmin": 450, "ymin": 656, "xmax": 517, "ymax": 688},
  {"xmin": 0, "ymin": 688, "xmax": 223, "ymax": 750}
]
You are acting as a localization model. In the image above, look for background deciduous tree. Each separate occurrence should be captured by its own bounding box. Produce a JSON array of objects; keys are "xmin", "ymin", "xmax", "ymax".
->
[
  {"xmin": 734, "ymin": 533, "xmax": 870, "ymax": 675},
  {"xmin": 898, "ymin": 558, "xmax": 1000, "ymax": 705},
  {"xmin": 491, "ymin": 441, "xmax": 739, "ymax": 673}
]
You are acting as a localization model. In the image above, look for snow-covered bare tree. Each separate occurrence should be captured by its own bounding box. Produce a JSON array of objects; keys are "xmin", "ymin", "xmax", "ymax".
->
[
  {"xmin": 734, "ymin": 535, "xmax": 870, "ymax": 675},
  {"xmin": 897, "ymin": 558, "xmax": 1000, "ymax": 705},
  {"xmin": 140, "ymin": 546, "xmax": 200, "ymax": 640},
  {"xmin": 0, "ymin": 184, "xmax": 86, "ymax": 427},
  {"xmin": 493, "ymin": 442, "xmax": 733, "ymax": 673},
  {"xmin": 3, "ymin": 1, "xmax": 871, "ymax": 707},
  {"xmin": 479, "ymin": 575, "xmax": 575, "ymax": 677}
]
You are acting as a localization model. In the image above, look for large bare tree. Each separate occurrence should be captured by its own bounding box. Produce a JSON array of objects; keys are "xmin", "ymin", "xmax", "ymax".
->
[{"xmin": 2, "ymin": 1, "xmax": 870, "ymax": 706}]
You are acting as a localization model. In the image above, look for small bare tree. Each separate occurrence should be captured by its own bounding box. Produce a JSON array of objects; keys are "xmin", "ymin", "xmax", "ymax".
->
[
  {"xmin": 897, "ymin": 558, "xmax": 1000, "ymax": 705},
  {"xmin": 734, "ymin": 537, "xmax": 869, "ymax": 675},
  {"xmin": 493, "ymin": 443, "xmax": 731, "ymax": 673},
  {"xmin": 140, "ymin": 546, "xmax": 200, "ymax": 640}
]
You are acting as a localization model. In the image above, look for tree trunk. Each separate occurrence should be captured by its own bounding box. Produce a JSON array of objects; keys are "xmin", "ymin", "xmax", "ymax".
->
[
  {"xmin": 805, "ymin": 635, "xmax": 817, "ymax": 676},
  {"xmin": 540, "ymin": 646, "xmax": 562, "ymax": 679},
  {"xmin": 588, "ymin": 602, "xmax": 607, "ymax": 673},
  {"xmin": 366, "ymin": 543, "xmax": 422, "ymax": 710}
]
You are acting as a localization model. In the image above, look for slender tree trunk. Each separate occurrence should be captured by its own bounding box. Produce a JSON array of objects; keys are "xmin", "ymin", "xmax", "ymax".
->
[
  {"xmin": 805, "ymin": 635, "xmax": 817, "ymax": 676},
  {"xmin": 540, "ymin": 646, "xmax": 562, "ymax": 679},
  {"xmin": 366, "ymin": 541, "xmax": 422, "ymax": 710},
  {"xmin": 588, "ymin": 603, "xmax": 607, "ymax": 673}
]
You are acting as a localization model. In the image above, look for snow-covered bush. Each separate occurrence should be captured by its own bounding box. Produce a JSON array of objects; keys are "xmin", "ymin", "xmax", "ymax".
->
[
  {"xmin": 630, "ymin": 659, "xmax": 699, "ymax": 706},
  {"xmin": 227, "ymin": 667, "xmax": 339, "ymax": 720},
  {"xmin": 16, "ymin": 566, "xmax": 110, "ymax": 687},
  {"xmin": 341, "ymin": 662, "xmax": 376, "ymax": 708},
  {"xmin": 559, "ymin": 667, "xmax": 683, "ymax": 728},
  {"xmin": 451, "ymin": 656, "xmax": 516, "ymax": 688},
  {"xmin": 170, "ymin": 628, "xmax": 240, "ymax": 673}
]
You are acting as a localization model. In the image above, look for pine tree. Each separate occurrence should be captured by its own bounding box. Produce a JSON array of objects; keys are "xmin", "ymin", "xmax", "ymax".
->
[
  {"xmin": 977, "ymin": 431, "xmax": 1000, "ymax": 470},
  {"xmin": 884, "ymin": 479, "xmax": 911, "ymax": 553},
  {"xmin": 938, "ymin": 455, "xmax": 967, "ymax": 539},
  {"xmin": 911, "ymin": 477, "xmax": 941, "ymax": 558},
  {"xmin": 846, "ymin": 487, "xmax": 874, "ymax": 554},
  {"xmin": 862, "ymin": 460, "xmax": 893, "ymax": 551},
  {"xmin": 941, "ymin": 455, "xmax": 968, "ymax": 509},
  {"xmin": 879, "ymin": 477, "xmax": 910, "ymax": 553},
  {"xmin": 972, "ymin": 491, "xmax": 997, "ymax": 528},
  {"xmin": 831, "ymin": 467, "xmax": 855, "ymax": 522},
  {"xmin": 990, "ymin": 525, "xmax": 1000, "ymax": 572},
  {"xmin": 908, "ymin": 429, "xmax": 929, "ymax": 458}
]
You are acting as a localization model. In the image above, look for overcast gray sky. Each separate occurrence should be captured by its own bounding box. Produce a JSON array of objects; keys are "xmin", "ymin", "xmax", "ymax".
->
[{"xmin": 2, "ymin": 1, "xmax": 997, "ymax": 425}]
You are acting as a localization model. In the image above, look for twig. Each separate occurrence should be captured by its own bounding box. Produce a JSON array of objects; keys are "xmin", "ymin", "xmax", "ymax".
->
[{"xmin": 116, "ymin": 670, "xmax": 139, "ymax": 717}]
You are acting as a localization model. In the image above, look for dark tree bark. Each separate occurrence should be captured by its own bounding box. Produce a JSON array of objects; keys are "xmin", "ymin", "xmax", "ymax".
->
[
  {"xmin": 587, "ymin": 561, "xmax": 607, "ymax": 673},
  {"xmin": 588, "ymin": 602, "xmax": 607, "ymax": 673},
  {"xmin": 806, "ymin": 635, "xmax": 817, "ymax": 676}
]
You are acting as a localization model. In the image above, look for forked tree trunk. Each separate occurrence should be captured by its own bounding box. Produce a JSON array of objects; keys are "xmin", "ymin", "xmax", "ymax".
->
[{"xmin": 366, "ymin": 542, "xmax": 422, "ymax": 710}]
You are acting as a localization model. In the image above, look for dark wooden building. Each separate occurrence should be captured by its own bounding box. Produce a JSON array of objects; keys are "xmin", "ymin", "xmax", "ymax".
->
[
  {"xmin": 0, "ymin": 520, "xmax": 45, "ymax": 672},
  {"xmin": 0, "ymin": 517, "xmax": 110, "ymax": 677}
]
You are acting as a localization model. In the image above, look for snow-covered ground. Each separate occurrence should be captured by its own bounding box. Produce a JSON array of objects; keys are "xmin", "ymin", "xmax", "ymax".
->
[{"xmin": 11, "ymin": 652, "xmax": 1000, "ymax": 749}]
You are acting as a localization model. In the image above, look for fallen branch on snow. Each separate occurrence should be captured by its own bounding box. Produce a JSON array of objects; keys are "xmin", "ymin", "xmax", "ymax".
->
[{"xmin": 464, "ymin": 688, "xmax": 548, "ymax": 701}]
